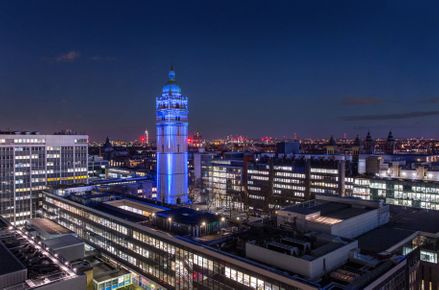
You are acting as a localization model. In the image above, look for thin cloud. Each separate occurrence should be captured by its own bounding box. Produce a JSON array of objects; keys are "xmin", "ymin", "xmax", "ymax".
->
[
  {"xmin": 90, "ymin": 55, "xmax": 116, "ymax": 62},
  {"xmin": 56, "ymin": 51, "xmax": 80, "ymax": 62},
  {"xmin": 342, "ymin": 111, "xmax": 439, "ymax": 121},
  {"xmin": 341, "ymin": 96, "xmax": 383, "ymax": 106}
]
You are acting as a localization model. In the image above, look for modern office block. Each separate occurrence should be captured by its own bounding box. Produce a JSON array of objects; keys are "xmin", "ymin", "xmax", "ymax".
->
[
  {"xmin": 0, "ymin": 132, "xmax": 88, "ymax": 225},
  {"xmin": 42, "ymin": 190, "xmax": 311, "ymax": 290},
  {"xmin": 42, "ymin": 185, "xmax": 418, "ymax": 290}
]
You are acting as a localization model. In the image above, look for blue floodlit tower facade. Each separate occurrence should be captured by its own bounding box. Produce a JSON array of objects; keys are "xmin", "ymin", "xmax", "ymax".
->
[{"xmin": 156, "ymin": 67, "xmax": 189, "ymax": 204}]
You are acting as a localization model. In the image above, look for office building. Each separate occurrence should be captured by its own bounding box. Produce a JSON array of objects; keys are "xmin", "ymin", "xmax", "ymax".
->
[
  {"xmin": 41, "ymin": 185, "xmax": 422, "ymax": 290},
  {"xmin": 42, "ymin": 189, "xmax": 312, "ymax": 290},
  {"xmin": 200, "ymin": 150, "xmax": 439, "ymax": 213},
  {"xmin": 88, "ymin": 155, "xmax": 108, "ymax": 179},
  {"xmin": 202, "ymin": 153, "xmax": 246, "ymax": 210},
  {"xmin": 202, "ymin": 153, "xmax": 356, "ymax": 213},
  {"xmin": 156, "ymin": 67, "xmax": 189, "ymax": 204},
  {"xmin": 0, "ymin": 131, "xmax": 88, "ymax": 225}
]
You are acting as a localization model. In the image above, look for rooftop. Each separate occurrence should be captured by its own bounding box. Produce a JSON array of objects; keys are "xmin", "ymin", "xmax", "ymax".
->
[
  {"xmin": 323, "ymin": 254, "xmax": 406, "ymax": 289},
  {"xmin": 44, "ymin": 235, "xmax": 84, "ymax": 250},
  {"xmin": 104, "ymin": 198, "xmax": 169, "ymax": 215},
  {"xmin": 0, "ymin": 217, "xmax": 78, "ymax": 289},
  {"xmin": 247, "ymin": 231, "xmax": 354, "ymax": 261},
  {"xmin": 156, "ymin": 207, "xmax": 219, "ymax": 225},
  {"xmin": 358, "ymin": 205, "xmax": 439, "ymax": 253},
  {"xmin": 280, "ymin": 195, "xmax": 380, "ymax": 223},
  {"xmin": 92, "ymin": 261, "xmax": 130, "ymax": 283},
  {"xmin": 57, "ymin": 189, "xmax": 223, "ymax": 235},
  {"xmin": 28, "ymin": 218, "xmax": 73, "ymax": 236}
]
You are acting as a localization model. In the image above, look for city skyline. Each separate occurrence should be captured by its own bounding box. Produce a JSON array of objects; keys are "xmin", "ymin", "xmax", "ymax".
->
[
  {"xmin": 2, "ymin": 2, "xmax": 439, "ymax": 289},
  {"xmin": 2, "ymin": 1, "xmax": 439, "ymax": 140}
]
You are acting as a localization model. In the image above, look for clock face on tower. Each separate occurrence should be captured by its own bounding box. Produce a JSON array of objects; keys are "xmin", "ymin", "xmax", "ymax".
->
[{"xmin": 156, "ymin": 67, "xmax": 189, "ymax": 205}]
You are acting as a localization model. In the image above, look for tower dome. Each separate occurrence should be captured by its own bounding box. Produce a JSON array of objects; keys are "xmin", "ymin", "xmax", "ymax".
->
[{"xmin": 162, "ymin": 66, "xmax": 181, "ymax": 94}]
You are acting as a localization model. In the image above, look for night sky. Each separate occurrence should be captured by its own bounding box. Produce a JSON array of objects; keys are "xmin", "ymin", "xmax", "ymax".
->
[{"xmin": 1, "ymin": 1, "xmax": 439, "ymax": 141}]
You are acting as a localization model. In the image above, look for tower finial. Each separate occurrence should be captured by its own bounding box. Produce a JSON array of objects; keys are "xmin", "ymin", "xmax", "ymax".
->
[{"xmin": 168, "ymin": 66, "xmax": 176, "ymax": 81}]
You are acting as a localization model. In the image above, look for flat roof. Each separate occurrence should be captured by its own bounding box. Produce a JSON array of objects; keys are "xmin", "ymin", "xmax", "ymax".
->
[
  {"xmin": 282, "ymin": 200, "xmax": 372, "ymax": 220},
  {"xmin": 156, "ymin": 207, "xmax": 219, "ymax": 225},
  {"xmin": 93, "ymin": 203, "xmax": 148, "ymax": 223},
  {"xmin": 358, "ymin": 205, "xmax": 439, "ymax": 253},
  {"xmin": 246, "ymin": 230, "xmax": 354, "ymax": 261},
  {"xmin": 29, "ymin": 218, "xmax": 73, "ymax": 236},
  {"xmin": 324, "ymin": 206, "xmax": 370, "ymax": 220},
  {"xmin": 358, "ymin": 227, "xmax": 415, "ymax": 253},
  {"xmin": 104, "ymin": 198, "xmax": 169, "ymax": 213},
  {"xmin": 93, "ymin": 262, "xmax": 130, "ymax": 283},
  {"xmin": 44, "ymin": 235, "xmax": 84, "ymax": 249}
]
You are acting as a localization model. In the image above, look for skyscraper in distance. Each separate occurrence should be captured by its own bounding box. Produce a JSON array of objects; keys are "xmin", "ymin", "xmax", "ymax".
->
[
  {"xmin": 144, "ymin": 129, "xmax": 149, "ymax": 145},
  {"xmin": 156, "ymin": 67, "xmax": 189, "ymax": 204}
]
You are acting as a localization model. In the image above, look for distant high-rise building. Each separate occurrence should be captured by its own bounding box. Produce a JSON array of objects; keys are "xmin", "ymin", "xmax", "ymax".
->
[
  {"xmin": 156, "ymin": 67, "xmax": 189, "ymax": 204},
  {"xmin": 144, "ymin": 129, "xmax": 149, "ymax": 145},
  {"xmin": 0, "ymin": 131, "xmax": 88, "ymax": 225}
]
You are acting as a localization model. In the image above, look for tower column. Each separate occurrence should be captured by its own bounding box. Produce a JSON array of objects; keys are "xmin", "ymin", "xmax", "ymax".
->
[{"xmin": 156, "ymin": 67, "xmax": 189, "ymax": 204}]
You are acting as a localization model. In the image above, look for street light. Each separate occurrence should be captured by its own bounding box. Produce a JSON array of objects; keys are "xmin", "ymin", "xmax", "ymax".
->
[
  {"xmin": 168, "ymin": 217, "xmax": 172, "ymax": 230},
  {"xmin": 201, "ymin": 221, "xmax": 206, "ymax": 235}
]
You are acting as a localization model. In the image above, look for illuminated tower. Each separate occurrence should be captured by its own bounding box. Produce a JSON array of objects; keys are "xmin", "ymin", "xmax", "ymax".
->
[{"xmin": 156, "ymin": 67, "xmax": 189, "ymax": 204}]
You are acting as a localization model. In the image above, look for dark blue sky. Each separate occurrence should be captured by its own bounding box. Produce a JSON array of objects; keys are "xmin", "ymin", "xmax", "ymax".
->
[{"xmin": 1, "ymin": 0, "xmax": 439, "ymax": 141}]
